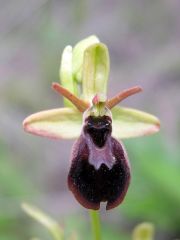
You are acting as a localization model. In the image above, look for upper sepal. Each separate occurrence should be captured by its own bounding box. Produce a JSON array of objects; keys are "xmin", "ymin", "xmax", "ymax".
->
[
  {"xmin": 112, "ymin": 107, "xmax": 160, "ymax": 139},
  {"xmin": 72, "ymin": 35, "xmax": 100, "ymax": 83},
  {"xmin": 23, "ymin": 108, "xmax": 82, "ymax": 139},
  {"xmin": 82, "ymin": 43, "xmax": 110, "ymax": 101}
]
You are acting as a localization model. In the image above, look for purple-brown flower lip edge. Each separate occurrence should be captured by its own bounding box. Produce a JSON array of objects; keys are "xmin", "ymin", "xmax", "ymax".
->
[{"xmin": 68, "ymin": 132, "xmax": 131, "ymax": 210}]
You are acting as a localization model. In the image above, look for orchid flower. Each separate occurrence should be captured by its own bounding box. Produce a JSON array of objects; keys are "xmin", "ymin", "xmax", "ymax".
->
[{"xmin": 23, "ymin": 36, "xmax": 160, "ymax": 210}]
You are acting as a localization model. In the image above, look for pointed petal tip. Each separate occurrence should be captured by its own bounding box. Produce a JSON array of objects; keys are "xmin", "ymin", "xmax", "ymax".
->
[
  {"xmin": 22, "ymin": 115, "xmax": 60, "ymax": 139},
  {"xmin": 22, "ymin": 118, "xmax": 27, "ymax": 130},
  {"xmin": 136, "ymin": 85, "xmax": 143, "ymax": 92},
  {"xmin": 51, "ymin": 82, "xmax": 60, "ymax": 90},
  {"xmin": 155, "ymin": 118, "xmax": 161, "ymax": 129},
  {"xmin": 145, "ymin": 115, "xmax": 160, "ymax": 135},
  {"xmin": 112, "ymin": 107, "xmax": 160, "ymax": 139},
  {"xmin": 107, "ymin": 85, "xmax": 143, "ymax": 109},
  {"xmin": 139, "ymin": 119, "xmax": 161, "ymax": 137},
  {"xmin": 22, "ymin": 116, "xmax": 32, "ymax": 133},
  {"xmin": 147, "ymin": 119, "xmax": 160, "ymax": 135}
]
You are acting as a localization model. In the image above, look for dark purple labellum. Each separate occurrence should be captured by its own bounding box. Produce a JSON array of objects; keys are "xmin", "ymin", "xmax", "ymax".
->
[{"xmin": 68, "ymin": 115, "xmax": 130, "ymax": 210}]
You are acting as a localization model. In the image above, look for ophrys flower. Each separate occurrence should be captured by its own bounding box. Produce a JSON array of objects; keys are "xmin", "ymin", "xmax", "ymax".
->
[{"xmin": 23, "ymin": 36, "xmax": 160, "ymax": 210}]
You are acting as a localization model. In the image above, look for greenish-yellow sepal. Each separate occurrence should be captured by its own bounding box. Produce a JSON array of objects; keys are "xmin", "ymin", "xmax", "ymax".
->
[
  {"xmin": 82, "ymin": 43, "xmax": 110, "ymax": 101},
  {"xmin": 112, "ymin": 107, "xmax": 160, "ymax": 139},
  {"xmin": 72, "ymin": 35, "xmax": 99, "ymax": 83},
  {"xmin": 60, "ymin": 45, "xmax": 77, "ymax": 107},
  {"xmin": 23, "ymin": 108, "xmax": 82, "ymax": 139}
]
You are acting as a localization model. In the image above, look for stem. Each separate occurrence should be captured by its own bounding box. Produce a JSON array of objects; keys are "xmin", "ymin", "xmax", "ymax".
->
[{"xmin": 89, "ymin": 210, "xmax": 102, "ymax": 240}]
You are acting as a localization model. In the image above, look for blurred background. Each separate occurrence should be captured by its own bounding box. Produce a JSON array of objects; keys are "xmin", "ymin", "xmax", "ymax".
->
[{"xmin": 0, "ymin": 0, "xmax": 180, "ymax": 239}]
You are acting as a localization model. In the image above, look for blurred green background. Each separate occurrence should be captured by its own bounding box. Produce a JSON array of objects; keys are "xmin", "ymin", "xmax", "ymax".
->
[{"xmin": 0, "ymin": 0, "xmax": 180, "ymax": 239}]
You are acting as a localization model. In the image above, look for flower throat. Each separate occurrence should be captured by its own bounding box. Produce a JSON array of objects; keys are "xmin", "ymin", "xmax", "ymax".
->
[{"xmin": 84, "ymin": 116, "xmax": 112, "ymax": 148}]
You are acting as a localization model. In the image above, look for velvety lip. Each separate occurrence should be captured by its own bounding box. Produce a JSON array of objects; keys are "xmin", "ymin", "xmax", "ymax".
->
[{"xmin": 68, "ymin": 135, "xmax": 130, "ymax": 210}]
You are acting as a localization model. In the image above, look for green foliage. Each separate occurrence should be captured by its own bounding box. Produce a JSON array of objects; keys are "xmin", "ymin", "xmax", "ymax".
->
[
  {"xmin": 22, "ymin": 203, "xmax": 64, "ymax": 240},
  {"xmin": 0, "ymin": 142, "xmax": 36, "ymax": 240},
  {"xmin": 0, "ymin": 142, "xmax": 36, "ymax": 198},
  {"xmin": 121, "ymin": 135, "xmax": 180, "ymax": 230},
  {"xmin": 64, "ymin": 214, "xmax": 130, "ymax": 240}
]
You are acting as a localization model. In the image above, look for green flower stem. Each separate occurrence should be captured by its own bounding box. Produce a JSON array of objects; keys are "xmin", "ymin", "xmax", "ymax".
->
[{"xmin": 89, "ymin": 210, "xmax": 102, "ymax": 240}]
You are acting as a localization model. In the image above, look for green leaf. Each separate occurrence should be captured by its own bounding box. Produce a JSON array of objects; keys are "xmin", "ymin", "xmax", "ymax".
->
[
  {"xmin": 82, "ymin": 43, "xmax": 110, "ymax": 101},
  {"xmin": 112, "ymin": 107, "xmax": 160, "ymax": 139},
  {"xmin": 72, "ymin": 35, "xmax": 99, "ymax": 83},
  {"xmin": 60, "ymin": 46, "xmax": 77, "ymax": 107},
  {"xmin": 132, "ymin": 223, "xmax": 155, "ymax": 240},
  {"xmin": 23, "ymin": 108, "xmax": 82, "ymax": 139},
  {"xmin": 22, "ymin": 203, "xmax": 64, "ymax": 240}
]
